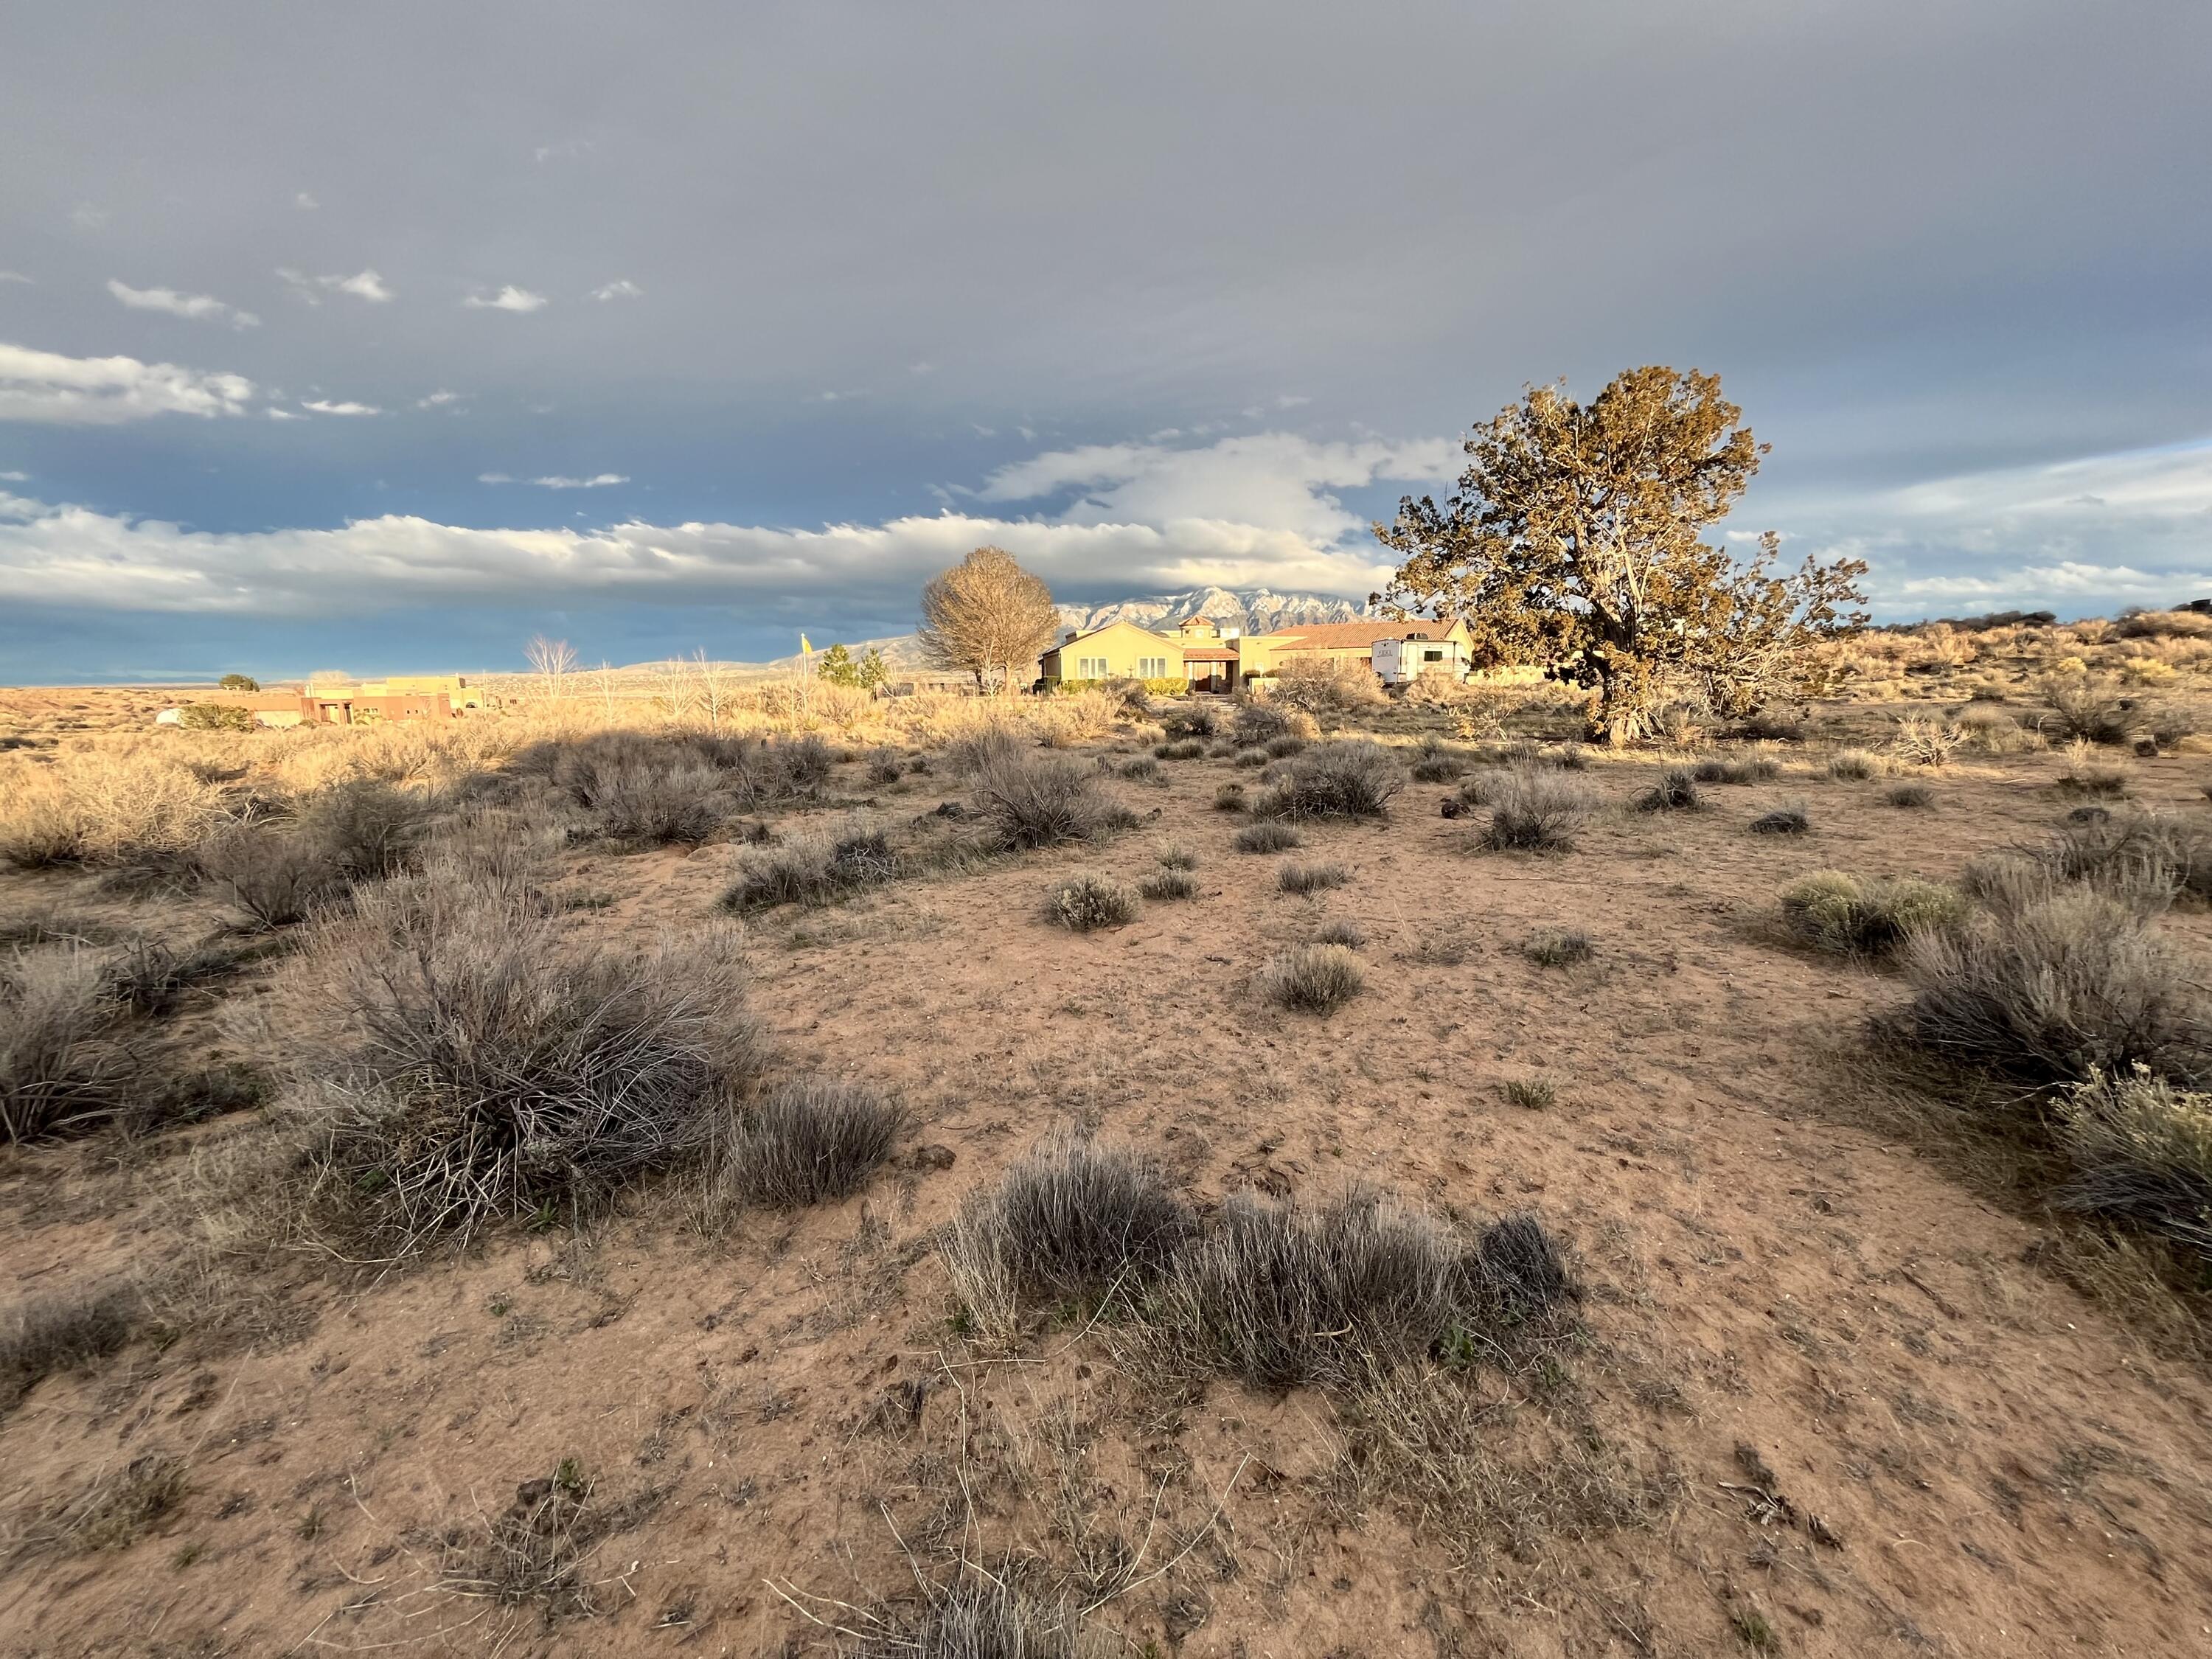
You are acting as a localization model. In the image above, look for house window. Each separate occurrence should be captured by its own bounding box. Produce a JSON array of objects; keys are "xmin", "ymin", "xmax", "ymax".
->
[
  {"xmin": 1136, "ymin": 656, "xmax": 1166, "ymax": 678},
  {"xmin": 1077, "ymin": 655, "xmax": 1108, "ymax": 678},
  {"xmin": 1423, "ymin": 649, "xmax": 1444, "ymax": 663}
]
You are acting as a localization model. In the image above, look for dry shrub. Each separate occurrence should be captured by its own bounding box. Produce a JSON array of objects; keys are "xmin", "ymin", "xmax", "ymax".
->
[
  {"xmin": 1826, "ymin": 748, "xmax": 1880, "ymax": 781},
  {"xmin": 1258, "ymin": 942, "xmax": 1363, "ymax": 1012},
  {"xmin": 1469, "ymin": 767, "xmax": 1599, "ymax": 852},
  {"xmin": 725, "ymin": 821, "xmax": 899, "ymax": 911},
  {"xmin": 0, "ymin": 745, "xmax": 231, "ymax": 869},
  {"xmin": 1957, "ymin": 708, "xmax": 2042, "ymax": 754},
  {"xmin": 1158, "ymin": 703, "xmax": 1218, "ymax": 741},
  {"xmin": 1, "ymin": 946, "xmax": 146, "ymax": 1143},
  {"xmin": 1153, "ymin": 738, "xmax": 1204, "ymax": 761},
  {"xmin": 1896, "ymin": 881, "xmax": 2212, "ymax": 1087},
  {"xmin": 282, "ymin": 875, "xmax": 765, "ymax": 1247},
  {"xmin": 1265, "ymin": 656, "xmax": 1388, "ymax": 717},
  {"xmin": 1409, "ymin": 740, "xmax": 1471, "ymax": 783},
  {"xmin": 1155, "ymin": 844, "xmax": 1197, "ymax": 871},
  {"xmin": 1211, "ymin": 783, "xmax": 1248, "ymax": 812},
  {"xmin": 1691, "ymin": 756, "xmax": 1780, "ymax": 785},
  {"xmin": 2042, "ymin": 807, "xmax": 2212, "ymax": 905},
  {"xmin": 1313, "ymin": 918, "xmax": 1367, "ymax": 948},
  {"xmin": 718, "ymin": 1079, "xmax": 905, "ymax": 1209},
  {"xmin": 858, "ymin": 1578, "xmax": 1085, "ymax": 1659},
  {"xmin": 1523, "ymin": 928, "xmax": 1592, "ymax": 966},
  {"xmin": 1885, "ymin": 782, "xmax": 1936, "ymax": 810},
  {"xmin": 942, "ymin": 1141, "xmax": 1195, "ymax": 1337},
  {"xmin": 2055, "ymin": 740, "xmax": 2132, "ymax": 798},
  {"xmin": 1748, "ymin": 804, "xmax": 1810, "ymax": 836},
  {"xmin": 1152, "ymin": 1190, "xmax": 1571, "ymax": 1391},
  {"xmin": 1635, "ymin": 768, "xmax": 1702, "ymax": 813},
  {"xmin": 196, "ymin": 822, "xmax": 344, "ymax": 928},
  {"xmin": 1781, "ymin": 871, "xmax": 1967, "ymax": 956},
  {"xmin": 1889, "ymin": 715, "xmax": 1961, "ymax": 768},
  {"xmin": 1118, "ymin": 756, "xmax": 1161, "ymax": 782},
  {"xmin": 296, "ymin": 779, "xmax": 434, "ymax": 874},
  {"xmin": 1251, "ymin": 740, "xmax": 1404, "ymax": 821},
  {"xmin": 970, "ymin": 750, "xmax": 1129, "ymax": 851},
  {"xmin": 1233, "ymin": 820, "xmax": 1301, "ymax": 853},
  {"xmin": 1, "ymin": 1287, "xmax": 136, "ymax": 1413},
  {"xmin": 2056, "ymin": 1070, "xmax": 2212, "ymax": 1255},
  {"xmin": 1139, "ymin": 868, "xmax": 1197, "ymax": 901},
  {"xmin": 1049, "ymin": 874, "xmax": 1138, "ymax": 932},
  {"xmin": 1279, "ymin": 861, "xmax": 1349, "ymax": 894},
  {"xmin": 437, "ymin": 1465, "xmax": 611, "ymax": 1621},
  {"xmin": 1230, "ymin": 699, "xmax": 1315, "ymax": 748},
  {"xmin": 2039, "ymin": 677, "xmax": 2146, "ymax": 746},
  {"xmin": 865, "ymin": 746, "xmax": 906, "ymax": 787},
  {"xmin": 1263, "ymin": 734, "xmax": 1309, "ymax": 759},
  {"xmin": 49, "ymin": 1453, "xmax": 189, "ymax": 1552}
]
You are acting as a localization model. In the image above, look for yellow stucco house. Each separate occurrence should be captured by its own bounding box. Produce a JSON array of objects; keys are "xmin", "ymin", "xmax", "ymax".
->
[
  {"xmin": 1239, "ymin": 618, "xmax": 1475, "ymax": 685},
  {"xmin": 1040, "ymin": 614, "xmax": 1480, "ymax": 692},
  {"xmin": 1040, "ymin": 616, "xmax": 1244, "ymax": 694}
]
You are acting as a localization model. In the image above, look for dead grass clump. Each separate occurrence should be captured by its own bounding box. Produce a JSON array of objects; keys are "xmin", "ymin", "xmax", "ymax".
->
[
  {"xmin": 725, "ymin": 821, "xmax": 899, "ymax": 911},
  {"xmin": 1781, "ymin": 871, "xmax": 1967, "ymax": 956},
  {"xmin": 0, "ymin": 746, "xmax": 230, "ymax": 870},
  {"xmin": 2055, "ymin": 740, "xmax": 2134, "ymax": 798},
  {"xmin": 2055, "ymin": 1070, "xmax": 2212, "ymax": 1255},
  {"xmin": 1, "ymin": 946, "xmax": 147, "ymax": 1143},
  {"xmin": 283, "ymin": 879, "xmax": 765, "ymax": 1247},
  {"xmin": 438, "ymin": 1464, "xmax": 608, "ymax": 1620},
  {"xmin": 2040, "ymin": 677, "xmax": 2146, "ymax": 746},
  {"xmin": 1889, "ymin": 715, "xmax": 1961, "ymax": 768},
  {"xmin": 197, "ymin": 822, "xmax": 344, "ymax": 928},
  {"xmin": 296, "ymin": 779, "xmax": 434, "ymax": 875},
  {"xmin": 1159, "ymin": 704, "xmax": 1218, "ymax": 741},
  {"xmin": 1470, "ymin": 768, "xmax": 1599, "ymax": 852},
  {"xmin": 971, "ymin": 751, "xmax": 1130, "ymax": 851},
  {"xmin": 1748, "ymin": 804, "xmax": 1811, "ymax": 836},
  {"xmin": 720, "ymin": 1079, "xmax": 905, "ymax": 1208},
  {"xmin": 1885, "ymin": 782, "xmax": 1936, "ymax": 809},
  {"xmin": 1279, "ymin": 861, "xmax": 1349, "ymax": 894},
  {"xmin": 1153, "ymin": 739, "xmax": 1204, "ymax": 761},
  {"xmin": 2042, "ymin": 808, "xmax": 2212, "ymax": 906},
  {"xmin": 1117, "ymin": 756, "xmax": 1161, "ymax": 782},
  {"xmin": 1409, "ymin": 740, "xmax": 1470, "ymax": 783},
  {"xmin": 1251, "ymin": 741, "xmax": 1404, "ymax": 821},
  {"xmin": 1826, "ymin": 749, "xmax": 1880, "ymax": 781},
  {"xmin": 52, "ymin": 1453, "xmax": 189, "ymax": 1552},
  {"xmin": 1313, "ymin": 918, "xmax": 1367, "ymax": 948},
  {"xmin": 1155, "ymin": 844, "xmax": 1197, "ymax": 870},
  {"xmin": 1523, "ymin": 928, "xmax": 1592, "ymax": 966},
  {"xmin": 1958, "ymin": 707, "xmax": 2042, "ymax": 754},
  {"xmin": 865, "ymin": 747, "xmax": 905, "ymax": 787},
  {"xmin": 1139, "ymin": 868, "xmax": 1197, "ymax": 901},
  {"xmin": 1230, "ymin": 700, "xmax": 1314, "ymax": 748},
  {"xmin": 1691, "ymin": 757, "xmax": 1780, "ymax": 785},
  {"xmin": 1, "ymin": 1287, "xmax": 137, "ymax": 1413},
  {"xmin": 1049, "ymin": 874, "xmax": 1138, "ymax": 932},
  {"xmin": 1234, "ymin": 820, "xmax": 1301, "ymax": 853},
  {"xmin": 943, "ymin": 1141, "xmax": 1195, "ymax": 1332},
  {"xmin": 858, "ymin": 1577, "xmax": 1084, "ymax": 1659},
  {"xmin": 1635, "ymin": 768, "xmax": 1703, "ymax": 813},
  {"xmin": 1896, "ymin": 883, "xmax": 2212, "ymax": 1088},
  {"xmin": 1257, "ymin": 942, "xmax": 1363, "ymax": 1013},
  {"xmin": 1211, "ymin": 783, "xmax": 1247, "ymax": 812}
]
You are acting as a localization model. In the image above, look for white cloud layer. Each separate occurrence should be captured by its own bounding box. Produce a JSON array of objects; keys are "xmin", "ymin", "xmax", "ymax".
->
[
  {"xmin": 301, "ymin": 399, "xmax": 379, "ymax": 416},
  {"xmin": 590, "ymin": 279, "xmax": 641, "ymax": 301},
  {"xmin": 479, "ymin": 472, "xmax": 627, "ymax": 488},
  {"xmin": 465, "ymin": 285, "xmax": 547, "ymax": 313},
  {"xmin": 0, "ymin": 340, "xmax": 256, "ymax": 424},
  {"xmin": 107, "ymin": 279, "xmax": 260, "ymax": 329},
  {"xmin": 278, "ymin": 267, "xmax": 394, "ymax": 304}
]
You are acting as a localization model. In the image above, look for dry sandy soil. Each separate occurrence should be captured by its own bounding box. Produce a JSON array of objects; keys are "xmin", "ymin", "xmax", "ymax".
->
[{"xmin": 4, "ymin": 698, "xmax": 2211, "ymax": 1658}]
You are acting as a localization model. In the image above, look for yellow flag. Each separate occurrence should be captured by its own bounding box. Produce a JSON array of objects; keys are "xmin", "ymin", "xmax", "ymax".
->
[{"xmin": 800, "ymin": 633, "xmax": 813, "ymax": 655}]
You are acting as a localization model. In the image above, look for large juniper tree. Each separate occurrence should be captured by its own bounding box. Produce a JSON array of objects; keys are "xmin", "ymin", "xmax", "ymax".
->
[{"xmin": 1374, "ymin": 367, "xmax": 1866, "ymax": 742}]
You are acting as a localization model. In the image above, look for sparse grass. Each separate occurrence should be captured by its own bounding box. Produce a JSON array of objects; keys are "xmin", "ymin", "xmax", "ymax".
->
[
  {"xmin": 970, "ymin": 751, "xmax": 1130, "ymax": 850},
  {"xmin": 1279, "ymin": 861, "xmax": 1349, "ymax": 894},
  {"xmin": 1635, "ymin": 768, "xmax": 1703, "ymax": 813},
  {"xmin": 717, "ymin": 1079, "xmax": 906, "ymax": 1209},
  {"xmin": 1523, "ymin": 928, "xmax": 1592, "ymax": 966},
  {"xmin": 1729, "ymin": 1609, "xmax": 1781, "ymax": 1654},
  {"xmin": 52, "ymin": 1453, "xmax": 189, "ymax": 1552},
  {"xmin": 282, "ymin": 876, "xmax": 765, "ymax": 1247},
  {"xmin": 1258, "ymin": 942, "xmax": 1364, "ymax": 1012},
  {"xmin": 724, "ymin": 821, "xmax": 900, "ymax": 911},
  {"xmin": 1234, "ymin": 820, "xmax": 1301, "ymax": 853},
  {"xmin": 2, "ymin": 1287, "xmax": 137, "ymax": 1413},
  {"xmin": 857, "ymin": 1578, "xmax": 1084, "ymax": 1659},
  {"xmin": 1, "ymin": 945, "xmax": 147, "ymax": 1144},
  {"xmin": 2054, "ymin": 1071, "xmax": 2212, "ymax": 1255},
  {"xmin": 1251, "ymin": 740, "xmax": 1404, "ymax": 820},
  {"xmin": 1692, "ymin": 757, "xmax": 1780, "ymax": 785},
  {"xmin": 1504, "ymin": 1079, "xmax": 1557, "ymax": 1110},
  {"xmin": 1469, "ymin": 767, "xmax": 1600, "ymax": 852},
  {"xmin": 1748, "ymin": 804, "xmax": 1810, "ymax": 836},
  {"xmin": 1885, "ymin": 782, "xmax": 1936, "ymax": 809},
  {"xmin": 1048, "ymin": 874, "xmax": 1138, "ymax": 932},
  {"xmin": 1895, "ymin": 880, "xmax": 2212, "ymax": 1088},
  {"xmin": 1781, "ymin": 871, "xmax": 1968, "ymax": 956},
  {"xmin": 1313, "ymin": 918, "xmax": 1367, "ymax": 948},
  {"xmin": 1139, "ymin": 868, "xmax": 1197, "ymax": 901}
]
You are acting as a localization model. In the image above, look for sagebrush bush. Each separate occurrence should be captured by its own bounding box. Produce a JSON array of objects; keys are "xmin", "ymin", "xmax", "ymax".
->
[
  {"xmin": 1472, "ymin": 766, "xmax": 1599, "ymax": 852},
  {"xmin": 1159, "ymin": 705, "xmax": 1218, "ymax": 741},
  {"xmin": 297, "ymin": 779, "xmax": 434, "ymax": 874},
  {"xmin": 1234, "ymin": 820, "xmax": 1301, "ymax": 853},
  {"xmin": 1, "ymin": 1287, "xmax": 136, "ymax": 1413},
  {"xmin": 1264, "ymin": 734, "xmax": 1309, "ymax": 759},
  {"xmin": 1279, "ymin": 861, "xmax": 1349, "ymax": 894},
  {"xmin": 2055, "ymin": 1069, "xmax": 2212, "ymax": 1255},
  {"xmin": 1, "ymin": 947, "xmax": 145, "ymax": 1144},
  {"xmin": 1781, "ymin": 871, "xmax": 1967, "ymax": 955},
  {"xmin": 1749, "ymin": 804, "xmax": 1811, "ymax": 836},
  {"xmin": 1156, "ymin": 844, "xmax": 1197, "ymax": 870},
  {"xmin": 1212, "ymin": 783, "xmax": 1248, "ymax": 812},
  {"xmin": 283, "ymin": 877, "xmax": 765, "ymax": 1245},
  {"xmin": 970, "ymin": 750, "xmax": 1129, "ymax": 850},
  {"xmin": 1251, "ymin": 741, "xmax": 1404, "ymax": 821},
  {"xmin": 1154, "ymin": 739, "xmax": 1205, "ymax": 761},
  {"xmin": 864, "ymin": 747, "xmax": 905, "ymax": 787},
  {"xmin": 2040, "ymin": 678, "xmax": 2146, "ymax": 746},
  {"xmin": 1050, "ymin": 874, "xmax": 1138, "ymax": 931},
  {"xmin": 198, "ymin": 823, "xmax": 344, "ymax": 928},
  {"xmin": 720, "ymin": 1079, "xmax": 905, "ymax": 1208},
  {"xmin": 1896, "ymin": 882, "xmax": 2212, "ymax": 1087},
  {"xmin": 1409, "ymin": 741, "xmax": 1470, "ymax": 783},
  {"xmin": 1230, "ymin": 700, "xmax": 1312, "ymax": 748},
  {"xmin": 1119, "ymin": 756, "xmax": 1161, "ymax": 781},
  {"xmin": 724, "ymin": 822, "xmax": 898, "ymax": 911},
  {"xmin": 1258, "ymin": 942, "xmax": 1363, "ymax": 1012},
  {"xmin": 1140, "ymin": 868, "xmax": 1198, "ymax": 901},
  {"xmin": 1636, "ymin": 768, "xmax": 1702, "ymax": 813},
  {"xmin": 2042, "ymin": 808, "xmax": 2212, "ymax": 906}
]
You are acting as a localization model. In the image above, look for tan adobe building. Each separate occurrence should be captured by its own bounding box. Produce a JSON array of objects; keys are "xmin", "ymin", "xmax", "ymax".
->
[
  {"xmin": 1040, "ymin": 613, "xmax": 1474, "ymax": 692},
  {"xmin": 1239, "ymin": 617, "xmax": 1475, "ymax": 684},
  {"xmin": 157, "ymin": 675, "xmax": 484, "ymax": 728}
]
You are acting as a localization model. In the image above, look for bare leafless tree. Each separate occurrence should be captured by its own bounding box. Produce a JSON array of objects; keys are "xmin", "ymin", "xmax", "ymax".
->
[
  {"xmin": 526, "ymin": 635, "xmax": 579, "ymax": 705},
  {"xmin": 691, "ymin": 648, "xmax": 732, "ymax": 734},
  {"xmin": 917, "ymin": 546, "xmax": 1060, "ymax": 695}
]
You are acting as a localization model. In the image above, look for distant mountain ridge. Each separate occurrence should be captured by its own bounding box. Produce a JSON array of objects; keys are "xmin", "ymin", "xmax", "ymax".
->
[{"xmin": 728, "ymin": 585, "xmax": 1382, "ymax": 676}]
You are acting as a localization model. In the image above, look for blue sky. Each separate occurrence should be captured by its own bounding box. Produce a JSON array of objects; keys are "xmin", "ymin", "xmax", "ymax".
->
[{"xmin": 4, "ymin": 0, "xmax": 2211, "ymax": 683}]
